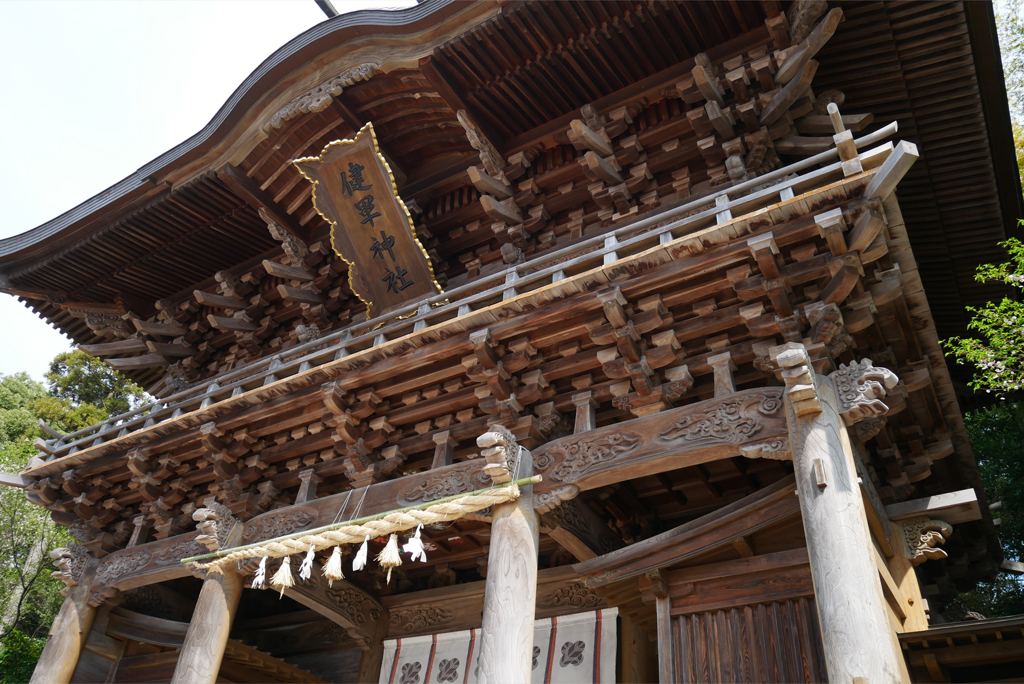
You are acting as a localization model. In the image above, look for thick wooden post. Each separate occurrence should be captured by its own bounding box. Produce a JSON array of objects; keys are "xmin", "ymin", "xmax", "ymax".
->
[
  {"xmin": 171, "ymin": 506, "xmax": 243, "ymax": 684},
  {"xmin": 477, "ymin": 431, "xmax": 539, "ymax": 684},
  {"xmin": 30, "ymin": 547, "xmax": 98, "ymax": 684},
  {"xmin": 774, "ymin": 344, "xmax": 905, "ymax": 683}
]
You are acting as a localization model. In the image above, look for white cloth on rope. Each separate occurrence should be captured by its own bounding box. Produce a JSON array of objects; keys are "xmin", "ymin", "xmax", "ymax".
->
[
  {"xmin": 353, "ymin": 536, "xmax": 369, "ymax": 572},
  {"xmin": 298, "ymin": 545, "xmax": 316, "ymax": 581},
  {"xmin": 252, "ymin": 556, "xmax": 267, "ymax": 589},
  {"xmin": 402, "ymin": 524, "xmax": 428, "ymax": 563}
]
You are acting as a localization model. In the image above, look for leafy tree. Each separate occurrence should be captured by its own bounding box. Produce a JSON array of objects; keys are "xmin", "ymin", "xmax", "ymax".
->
[
  {"xmin": 45, "ymin": 350, "xmax": 143, "ymax": 417},
  {"xmin": 943, "ymin": 402, "xmax": 1024, "ymax": 618},
  {"xmin": 0, "ymin": 630, "xmax": 44, "ymax": 684},
  {"xmin": 944, "ymin": 235, "xmax": 1024, "ymax": 394},
  {"xmin": 0, "ymin": 355, "xmax": 145, "ymax": 680}
]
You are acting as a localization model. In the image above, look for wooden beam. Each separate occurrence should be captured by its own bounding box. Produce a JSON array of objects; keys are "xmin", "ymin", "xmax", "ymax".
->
[
  {"xmin": 862, "ymin": 140, "xmax": 919, "ymax": 201},
  {"xmin": 146, "ymin": 342, "xmax": 195, "ymax": 357},
  {"xmin": 775, "ymin": 8, "xmax": 843, "ymax": 85},
  {"xmin": 218, "ymin": 164, "xmax": 310, "ymax": 244},
  {"xmin": 131, "ymin": 320, "xmax": 187, "ymax": 337},
  {"xmin": 262, "ymin": 260, "xmax": 314, "ymax": 282},
  {"xmin": 885, "ymin": 489, "xmax": 981, "ymax": 525},
  {"xmin": 206, "ymin": 315, "xmax": 257, "ymax": 332},
  {"xmin": 0, "ymin": 472, "xmax": 30, "ymax": 488},
  {"xmin": 760, "ymin": 60, "xmax": 818, "ymax": 126},
  {"xmin": 79, "ymin": 339, "xmax": 149, "ymax": 356},
  {"xmin": 193, "ymin": 290, "xmax": 246, "ymax": 310},
  {"xmin": 284, "ymin": 576, "xmax": 385, "ymax": 651},
  {"xmin": 105, "ymin": 354, "xmax": 168, "ymax": 370},
  {"xmin": 419, "ymin": 54, "xmax": 504, "ymax": 149},
  {"xmin": 574, "ymin": 477, "xmax": 799, "ymax": 586}
]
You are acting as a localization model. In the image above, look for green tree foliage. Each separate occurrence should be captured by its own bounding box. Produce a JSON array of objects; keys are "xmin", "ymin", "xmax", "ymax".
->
[
  {"xmin": 0, "ymin": 630, "xmax": 44, "ymax": 684},
  {"xmin": 0, "ymin": 356, "xmax": 144, "ymax": 681},
  {"xmin": 944, "ymin": 235, "xmax": 1024, "ymax": 394},
  {"xmin": 45, "ymin": 350, "xmax": 143, "ymax": 417},
  {"xmin": 944, "ymin": 403, "xmax": 1024, "ymax": 618}
]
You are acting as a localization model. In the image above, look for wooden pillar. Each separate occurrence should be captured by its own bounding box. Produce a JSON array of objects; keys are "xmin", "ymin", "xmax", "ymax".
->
[
  {"xmin": 477, "ymin": 432, "xmax": 539, "ymax": 684},
  {"xmin": 774, "ymin": 344, "xmax": 905, "ymax": 683},
  {"xmin": 30, "ymin": 546, "xmax": 98, "ymax": 684},
  {"xmin": 357, "ymin": 611, "xmax": 391, "ymax": 684},
  {"xmin": 646, "ymin": 569, "xmax": 676, "ymax": 684},
  {"xmin": 171, "ymin": 506, "xmax": 243, "ymax": 684}
]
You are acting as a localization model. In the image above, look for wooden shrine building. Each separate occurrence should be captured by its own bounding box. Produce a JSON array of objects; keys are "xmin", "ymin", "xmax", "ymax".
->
[{"xmin": 1, "ymin": 1, "xmax": 1022, "ymax": 682}]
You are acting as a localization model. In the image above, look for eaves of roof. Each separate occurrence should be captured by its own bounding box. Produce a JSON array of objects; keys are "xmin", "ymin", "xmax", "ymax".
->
[{"xmin": 0, "ymin": 0, "xmax": 466, "ymax": 266}]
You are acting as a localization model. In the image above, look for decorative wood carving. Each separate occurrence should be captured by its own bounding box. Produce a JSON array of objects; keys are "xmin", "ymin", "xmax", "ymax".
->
[
  {"xmin": 389, "ymin": 605, "xmax": 455, "ymax": 634},
  {"xmin": 900, "ymin": 517, "xmax": 952, "ymax": 566},
  {"xmin": 50, "ymin": 543, "xmax": 92, "ymax": 591},
  {"xmin": 240, "ymin": 507, "xmax": 317, "ymax": 543},
  {"xmin": 65, "ymin": 306, "xmax": 132, "ymax": 338},
  {"xmin": 193, "ymin": 503, "xmax": 238, "ymax": 552},
  {"xmin": 264, "ymin": 63, "xmax": 380, "ymax": 132},
  {"xmin": 829, "ymin": 359, "xmax": 899, "ymax": 425}
]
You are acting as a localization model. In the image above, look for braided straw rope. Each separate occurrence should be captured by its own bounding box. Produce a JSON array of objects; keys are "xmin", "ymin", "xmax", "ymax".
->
[{"xmin": 193, "ymin": 483, "xmax": 520, "ymax": 572}]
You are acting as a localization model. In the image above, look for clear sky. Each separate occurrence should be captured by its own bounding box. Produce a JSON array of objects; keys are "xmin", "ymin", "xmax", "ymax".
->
[{"xmin": 0, "ymin": 0, "xmax": 415, "ymax": 381}]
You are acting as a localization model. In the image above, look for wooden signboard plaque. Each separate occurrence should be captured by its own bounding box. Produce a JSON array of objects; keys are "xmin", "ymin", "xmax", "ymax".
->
[{"xmin": 294, "ymin": 123, "xmax": 442, "ymax": 318}]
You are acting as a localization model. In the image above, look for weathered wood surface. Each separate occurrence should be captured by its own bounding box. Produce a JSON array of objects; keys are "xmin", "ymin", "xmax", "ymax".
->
[
  {"xmin": 170, "ymin": 520, "xmax": 244, "ymax": 684},
  {"xmin": 477, "ymin": 447, "xmax": 538, "ymax": 684},
  {"xmin": 88, "ymin": 388, "xmax": 786, "ymax": 595},
  {"xmin": 673, "ymin": 598, "xmax": 828, "ymax": 683},
  {"xmin": 786, "ymin": 373, "xmax": 905, "ymax": 683},
  {"xmin": 573, "ymin": 476, "xmax": 799, "ymax": 586},
  {"xmin": 885, "ymin": 488, "xmax": 981, "ymax": 525},
  {"xmin": 169, "ymin": 568, "xmax": 242, "ymax": 684},
  {"xmin": 284, "ymin": 577, "xmax": 384, "ymax": 651},
  {"xmin": 30, "ymin": 558, "xmax": 98, "ymax": 684},
  {"xmin": 106, "ymin": 608, "xmax": 328, "ymax": 683}
]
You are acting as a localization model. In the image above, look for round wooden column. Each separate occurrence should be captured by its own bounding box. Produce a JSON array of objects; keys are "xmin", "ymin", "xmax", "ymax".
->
[
  {"xmin": 30, "ymin": 559, "xmax": 98, "ymax": 684},
  {"xmin": 169, "ymin": 567, "xmax": 243, "ymax": 684},
  {"xmin": 786, "ymin": 372, "xmax": 905, "ymax": 683},
  {"xmin": 477, "ymin": 448, "xmax": 539, "ymax": 684}
]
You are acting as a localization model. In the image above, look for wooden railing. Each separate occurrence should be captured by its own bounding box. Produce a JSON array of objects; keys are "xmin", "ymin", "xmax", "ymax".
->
[{"xmin": 33, "ymin": 124, "xmax": 900, "ymax": 466}]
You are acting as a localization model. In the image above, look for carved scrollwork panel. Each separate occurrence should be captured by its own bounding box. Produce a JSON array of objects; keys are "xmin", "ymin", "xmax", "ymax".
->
[
  {"xmin": 656, "ymin": 390, "xmax": 783, "ymax": 444},
  {"xmin": 398, "ymin": 467, "xmax": 490, "ymax": 506},
  {"xmin": 242, "ymin": 508, "xmax": 317, "ymax": 543},
  {"xmin": 389, "ymin": 605, "xmax": 455, "ymax": 634}
]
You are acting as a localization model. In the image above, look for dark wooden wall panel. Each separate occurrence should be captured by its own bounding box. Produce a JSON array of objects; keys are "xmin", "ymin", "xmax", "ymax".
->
[{"xmin": 674, "ymin": 598, "xmax": 828, "ymax": 684}]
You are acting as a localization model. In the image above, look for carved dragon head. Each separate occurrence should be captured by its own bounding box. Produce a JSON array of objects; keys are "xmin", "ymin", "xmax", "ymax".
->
[
  {"xmin": 193, "ymin": 503, "xmax": 237, "ymax": 552},
  {"xmin": 830, "ymin": 359, "xmax": 899, "ymax": 426},
  {"xmin": 50, "ymin": 543, "xmax": 91, "ymax": 591},
  {"xmin": 477, "ymin": 424, "xmax": 520, "ymax": 484}
]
